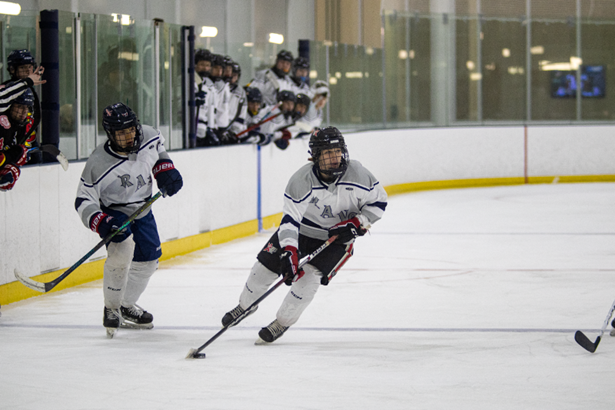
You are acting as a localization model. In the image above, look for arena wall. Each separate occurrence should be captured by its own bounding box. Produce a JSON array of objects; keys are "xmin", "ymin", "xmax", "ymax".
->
[{"xmin": 2, "ymin": 125, "xmax": 615, "ymax": 304}]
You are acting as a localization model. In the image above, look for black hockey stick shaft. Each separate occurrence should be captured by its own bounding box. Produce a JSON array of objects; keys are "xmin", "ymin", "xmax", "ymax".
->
[
  {"xmin": 14, "ymin": 191, "xmax": 164, "ymax": 293},
  {"xmin": 187, "ymin": 235, "xmax": 338, "ymax": 359},
  {"xmin": 574, "ymin": 297, "xmax": 615, "ymax": 353}
]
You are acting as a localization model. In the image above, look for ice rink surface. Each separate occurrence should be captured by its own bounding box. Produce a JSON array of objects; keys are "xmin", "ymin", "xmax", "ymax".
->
[{"xmin": 2, "ymin": 183, "xmax": 615, "ymax": 410}]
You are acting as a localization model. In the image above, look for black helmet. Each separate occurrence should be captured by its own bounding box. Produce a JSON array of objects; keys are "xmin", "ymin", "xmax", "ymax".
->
[
  {"xmin": 102, "ymin": 103, "xmax": 142, "ymax": 154},
  {"xmin": 7, "ymin": 49, "xmax": 36, "ymax": 77},
  {"xmin": 211, "ymin": 54, "xmax": 226, "ymax": 68},
  {"xmin": 245, "ymin": 87, "xmax": 263, "ymax": 103},
  {"xmin": 276, "ymin": 50, "xmax": 294, "ymax": 62},
  {"xmin": 195, "ymin": 48, "xmax": 212, "ymax": 64},
  {"xmin": 293, "ymin": 57, "xmax": 310, "ymax": 71},
  {"xmin": 231, "ymin": 62, "xmax": 241, "ymax": 77},
  {"xmin": 309, "ymin": 127, "xmax": 349, "ymax": 180},
  {"xmin": 295, "ymin": 93, "xmax": 311, "ymax": 108},
  {"xmin": 276, "ymin": 89, "xmax": 296, "ymax": 104}
]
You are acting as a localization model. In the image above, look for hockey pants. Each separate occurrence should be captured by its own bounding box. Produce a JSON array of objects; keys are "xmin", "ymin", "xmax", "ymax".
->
[{"xmin": 239, "ymin": 261, "xmax": 322, "ymax": 327}]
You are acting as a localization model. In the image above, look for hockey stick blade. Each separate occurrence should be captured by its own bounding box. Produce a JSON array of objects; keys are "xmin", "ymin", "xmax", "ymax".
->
[
  {"xmin": 574, "ymin": 330, "xmax": 600, "ymax": 353},
  {"xmin": 13, "ymin": 192, "xmax": 164, "ymax": 293},
  {"xmin": 185, "ymin": 235, "xmax": 339, "ymax": 360},
  {"xmin": 31, "ymin": 145, "xmax": 69, "ymax": 171},
  {"xmin": 186, "ymin": 348, "xmax": 206, "ymax": 359},
  {"xmin": 14, "ymin": 269, "xmax": 46, "ymax": 292}
]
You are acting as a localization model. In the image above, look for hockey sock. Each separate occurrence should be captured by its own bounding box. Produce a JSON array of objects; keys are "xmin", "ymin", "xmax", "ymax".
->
[
  {"xmin": 103, "ymin": 237, "xmax": 135, "ymax": 309},
  {"xmin": 239, "ymin": 261, "xmax": 278, "ymax": 308},
  {"xmin": 276, "ymin": 264, "xmax": 321, "ymax": 327},
  {"xmin": 122, "ymin": 260, "xmax": 158, "ymax": 307}
]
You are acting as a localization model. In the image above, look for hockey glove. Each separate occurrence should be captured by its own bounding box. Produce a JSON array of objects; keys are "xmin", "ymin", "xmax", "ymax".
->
[
  {"xmin": 195, "ymin": 90, "xmax": 207, "ymax": 107},
  {"xmin": 6, "ymin": 145, "xmax": 30, "ymax": 166},
  {"xmin": 0, "ymin": 164, "xmax": 20, "ymax": 191},
  {"xmin": 329, "ymin": 217, "xmax": 367, "ymax": 243},
  {"xmin": 279, "ymin": 246, "xmax": 301, "ymax": 286},
  {"xmin": 219, "ymin": 130, "xmax": 238, "ymax": 144},
  {"xmin": 153, "ymin": 159, "xmax": 183, "ymax": 197},
  {"xmin": 90, "ymin": 212, "xmax": 132, "ymax": 243}
]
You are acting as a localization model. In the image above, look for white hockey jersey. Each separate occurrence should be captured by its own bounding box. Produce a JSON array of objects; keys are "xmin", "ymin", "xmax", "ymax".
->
[
  {"xmin": 249, "ymin": 68, "xmax": 294, "ymax": 106},
  {"xmin": 279, "ymin": 160, "xmax": 388, "ymax": 249},
  {"xmin": 213, "ymin": 79, "xmax": 231, "ymax": 129},
  {"xmin": 196, "ymin": 77, "xmax": 217, "ymax": 137},
  {"xmin": 75, "ymin": 125, "xmax": 170, "ymax": 229},
  {"xmin": 227, "ymin": 84, "xmax": 247, "ymax": 134}
]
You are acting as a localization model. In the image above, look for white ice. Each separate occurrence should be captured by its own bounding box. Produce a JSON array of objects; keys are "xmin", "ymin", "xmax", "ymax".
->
[{"xmin": 2, "ymin": 183, "xmax": 615, "ymax": 410}]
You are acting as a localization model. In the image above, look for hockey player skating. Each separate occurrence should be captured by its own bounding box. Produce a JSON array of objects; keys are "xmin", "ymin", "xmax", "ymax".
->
[
  {"xmin": 221, "ymin": 126, "xmax": 388, "ymax": 344},
  {"xmin": 75, "ymin": 103, "xmax": 183, "ymax": 338}
]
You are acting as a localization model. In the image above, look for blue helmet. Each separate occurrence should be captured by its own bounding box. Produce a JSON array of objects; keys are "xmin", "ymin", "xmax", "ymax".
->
[
  {"xmin": 245, "ymin": 87, "xmax": 262, "ymax": 103},
  {"xmin": 13, "ymin": 88, "xmax": 34, "ymax": 108}
]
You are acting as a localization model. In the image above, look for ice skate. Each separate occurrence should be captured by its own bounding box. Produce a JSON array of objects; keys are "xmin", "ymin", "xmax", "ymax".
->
[
  {"xmin": 103, "ymin": 307, "xmax": 121, "ymax": 338},
  {"xmin": 221, "ymin": 304, "xmax": 258, "ymax": 327},
  {"xmin": 120, "ymin": 304, "xmax": 154, "ymax": 330},
  {"xmin": 255, "ymin": 319, "xmax": 289, "ymax": 345}
]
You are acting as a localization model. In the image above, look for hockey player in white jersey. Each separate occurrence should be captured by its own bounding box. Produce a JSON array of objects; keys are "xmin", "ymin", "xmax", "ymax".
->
[
  {"xmin": 194, "ymin": 49, "xmax": 219, "ymax": 147},
  {"xmin": 259, "ymin": 89, "xmax": 296, "ymax": 149},
  {"xmin": 301, "ymin": 80, "xmax": 329, "ymax": 131},
  {"xmin": 220, "ymin": 61, "xmax": 247, "ymax": 144},
  {"xmin": 290, "ymin": 57, "xmax": 313, "ymax": 98},
  {"xmin": 221, "ymin": 126, "xmax": 388, "ymax": 343},
  {"xmin": 75, "ymin": 103, "xmax": 183, "ymax": 338},
  {"xmin": 249, "ymin": 50, "xmax": 295, "ymax": 106}
]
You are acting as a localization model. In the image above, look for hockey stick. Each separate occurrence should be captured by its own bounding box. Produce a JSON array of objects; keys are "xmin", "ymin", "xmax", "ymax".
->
[
  {"xmin": 30, "ymin": 145, "xmax": 69, "ymax": 171},
  {"xmin": 186, "ymin": 235, "xmax": 338, "ymax": 359},
  {"xmin": 574, "ymin": 298, "xmax": 615, "ymax": 353},
  {"xmin": 14, "ymin": 191, "xmax": 164, "ymax": 293},
  {"xmin": 235, "ymin": 111, "xmax": 283, "ymax": 138}
]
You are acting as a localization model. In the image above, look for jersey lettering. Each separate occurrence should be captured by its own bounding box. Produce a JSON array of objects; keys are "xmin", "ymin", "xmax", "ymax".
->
[
  {"xmin": 320, "ymin": 205, "xmax": 335, "ymax": 219},
  {"xmin": 136, "ymin": 174, "xmax": 147, "ymax": 190},
  {"xmin": 118, "ymin": 174, "xmax": 133, "ymax": 188},
  {"xmin": 309, "ymin": 196, "xmax": 320, "ymax": 209}
]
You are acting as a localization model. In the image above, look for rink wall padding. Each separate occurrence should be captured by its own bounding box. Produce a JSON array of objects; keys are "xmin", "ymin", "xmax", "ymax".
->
[{"xmin": 2, "ymin": 124, "xmax": 615, "ymax": 305}]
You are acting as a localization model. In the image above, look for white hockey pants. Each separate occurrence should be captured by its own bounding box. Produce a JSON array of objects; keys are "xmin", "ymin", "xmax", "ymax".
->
[
  {"xmin": 103, "ymin": 237, "xmax": 158, "ymax": 309},
  {"xmin": 239, "ymin": 261, "xmax": 322, "ymax": 327}
]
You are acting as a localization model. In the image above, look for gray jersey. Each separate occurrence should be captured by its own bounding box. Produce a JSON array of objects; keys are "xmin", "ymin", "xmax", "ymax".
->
[
  {"xmin": 279, "ymin": 160, "xmax": 388, "ymax": 249},
  {"xmin": 75, "ymin": 125, "xmax": 169, "ymax": 229}
]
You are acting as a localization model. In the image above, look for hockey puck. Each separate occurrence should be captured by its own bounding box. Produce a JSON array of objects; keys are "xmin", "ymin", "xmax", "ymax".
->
[{"xmin": 186, "ymin": 348, "xmax": 206, "ymax": 359}]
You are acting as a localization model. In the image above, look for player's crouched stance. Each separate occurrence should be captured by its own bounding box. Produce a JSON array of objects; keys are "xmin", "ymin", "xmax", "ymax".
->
[
  {"xmin": 75, "ymin": 103, "xmax": 183, "ymax": 338},
  {"xmin": 222, "ymin": 127, "xmax": 387, "ymax": 344}
]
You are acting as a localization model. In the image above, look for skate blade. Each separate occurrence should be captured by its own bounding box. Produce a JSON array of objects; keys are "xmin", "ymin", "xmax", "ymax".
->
[
  {"xmin": 254, "ymin": 337, "xmax": 270, "ymax": 345},
  {"xmin": 106, "ymin": 327, "xmax": 118, "ymax": 339},
  {"xmin": 121, "ymin": 322, "xmax": 154, "ymax": 330}
]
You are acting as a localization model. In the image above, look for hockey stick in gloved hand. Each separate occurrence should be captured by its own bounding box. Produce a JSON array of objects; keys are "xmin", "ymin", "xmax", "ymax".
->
[
  {"xmin": 14, "ymin": 191, "xmax": 165, "ymax": 293},
  {"xmin": 186, "ymin": 235, "xmax": 338, "ymax": 359},
  {"xmin": 574, "ymin": 298, "xmax": 615, "ymax": 353}
]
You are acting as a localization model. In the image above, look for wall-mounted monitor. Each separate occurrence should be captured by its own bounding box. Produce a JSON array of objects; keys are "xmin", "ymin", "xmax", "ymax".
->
[{"xmin": 550, "ymin": 65, "xmax": 605, "ymax": 98}]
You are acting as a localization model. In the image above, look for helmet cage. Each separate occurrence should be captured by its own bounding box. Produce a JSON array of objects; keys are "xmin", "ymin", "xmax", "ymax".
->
[
  {"xmin": 102, "ymin": 103, "xmax": 142, "ymax": 154},
  {"xmin": 309, "ymin": 127, "xmax": 349, "ymax": 179}
]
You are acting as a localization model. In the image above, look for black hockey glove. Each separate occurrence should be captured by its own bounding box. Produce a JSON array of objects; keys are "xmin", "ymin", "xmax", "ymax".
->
[
  {"xmin": 153, "ymin": 159, "xmax": 183, "ymax": 197},
  {"xmin": 219, "ymin": 130, "xmax": 238, "ymax": 144},
  {"xmin": 328, "ymin": 217, "xmax": 367, "ymax": 243},
  {"xmin": 195, "ymin": 90, "xmax": 207, "ymax": 107},
  {"xmin": 279, "ymin": 246, "xmax": 302, "ymax": 286},
  {"xmin": 90, "ymin": 212, "xmax": 132, "ymax": 243}
]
